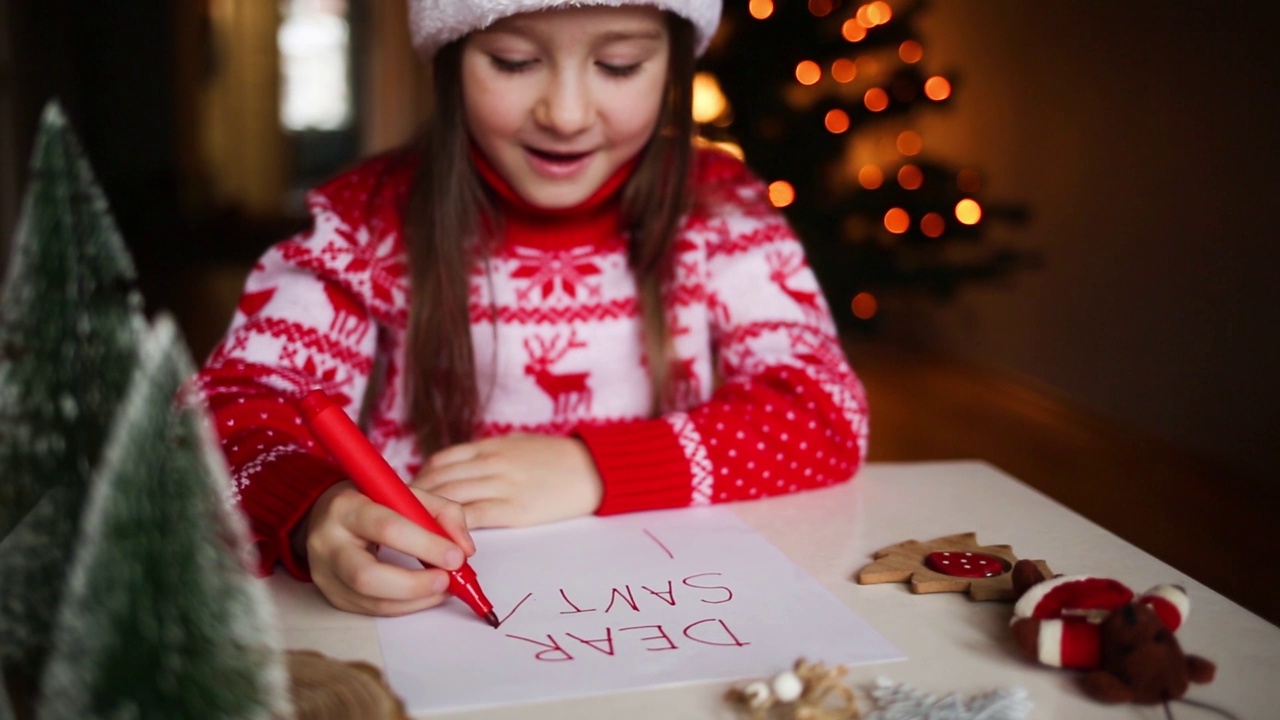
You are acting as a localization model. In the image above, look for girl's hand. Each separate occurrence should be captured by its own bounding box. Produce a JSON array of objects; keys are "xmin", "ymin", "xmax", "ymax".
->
[
  {"xmin": 300, "ymin": 480, "xmax": 476, "ymax": 616},
  {"xmin": 413, "ymin": 434, "xmax": 603, "ymax": 528}
]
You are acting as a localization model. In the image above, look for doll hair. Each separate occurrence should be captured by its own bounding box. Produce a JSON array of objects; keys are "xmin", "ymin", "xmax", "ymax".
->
[{"xmin": 404, "ymin": 12, "xmax": 697, "ymax": 455}]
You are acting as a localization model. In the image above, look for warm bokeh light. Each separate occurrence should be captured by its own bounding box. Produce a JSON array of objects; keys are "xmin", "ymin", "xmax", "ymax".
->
[
  {"xmin": 924, "ymin": 76, "xmax": 952, "ymax": 101},
  {"xmin": 795, "ymin": 60, "xmax": 822, "ymax": 86},
  {"xmin": 920, "ymin": 212, "xmax": 946, "ymax": 237},
  {"xmin": 711, "ymin": 141, "xmax": 745, "ymax": 160},
  {"xmin": 809, "ymin": 0, "xmax": 835, "ymax": 17},
  {"xmin": 825, "ymin": 109, "xmax": 851, "ymax": 134},
  {"xmin": 899, "ymin": 40, "xmax": 924, "ymax": 64},
  {"xmin": 955, "ymin": 198, "xmax": 983, "ymax": 225},
  {"xmin": 897, "ymin": 164, "xmax": 923, "ymax": 190},
  {"xmin": 857, "ymin": 1, "xmax": 892, "ymax": 27},
  {"xmin": 957, "ymin": 168, "xmax": 982, "ymax": 193},
  {"xmin": 851, "ymin": 292, "xmax": 878, "ymax": 320},
  {"xmin": 858, "ymin": 165, "xmax": 884, "ymax": 189},
  {"xmin": 768, "ymin": 180, "xmax": 796, "ymax": 208},
  {"xmin": 842, "ymin": 19, "xmax": 867, "ymax": 42},
  {"xmin": 691, "ymin": 72, "xmax": 728, "ymax": 124},
  {"xmin": 896, "ymin": 130, "xmax": 923, "ymax": 156},
  {"xmin": 864, "ymin": 87, "xmax": 889, "ymax": 112},
  {"xmin": 831, "ymin": 58, "xmax": 857, "ymax": 83},
  {"xmin": 749, "ymin": 0, "xmax": 774, "ymax": 20},
  {"xmin": 884, "ymin": 207, "xmax": 910, "ymax": 234},
  {"xmin": 868, "ymin": 1, "xmax": 893, "ymax": 24}
]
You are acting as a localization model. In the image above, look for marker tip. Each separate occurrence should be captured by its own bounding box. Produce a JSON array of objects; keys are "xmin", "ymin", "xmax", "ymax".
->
[{"xmin": 485, "ymin": 610, "xmax": 500, "ymax": 628}]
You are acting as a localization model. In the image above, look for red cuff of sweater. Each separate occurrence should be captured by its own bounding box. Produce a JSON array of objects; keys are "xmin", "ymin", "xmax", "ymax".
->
[
  {"xmin": 575, "ymin": 418, "xmax": 693, "ymax": 515},
  {"xmin": 226, "ymin": 435, "xmax": 347, "ymax": 581}
]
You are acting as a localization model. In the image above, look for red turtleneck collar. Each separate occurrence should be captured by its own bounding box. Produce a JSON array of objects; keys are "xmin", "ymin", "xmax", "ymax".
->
[{"xmin": 470, "ymin": 144, "xmax": 635, "ymax": 250}]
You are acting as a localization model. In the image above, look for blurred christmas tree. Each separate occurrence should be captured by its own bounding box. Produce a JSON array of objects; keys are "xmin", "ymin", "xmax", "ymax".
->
[
  {"xmin": 697, "ymin": 0, "xmax": 1030, "ymax": 331},
  {"xmin": 0, "ymin": 102, "xmax": 148, "ymax": 677},
  {"xmin": 35, "ymin": 314, "xmax": 294, "ymax": 720}
]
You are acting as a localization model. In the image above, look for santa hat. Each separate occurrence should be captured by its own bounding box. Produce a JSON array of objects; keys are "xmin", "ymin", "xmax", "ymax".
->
[{"xmin": 407, "ymin": 0, "xmax": 723, "ymax": 59}]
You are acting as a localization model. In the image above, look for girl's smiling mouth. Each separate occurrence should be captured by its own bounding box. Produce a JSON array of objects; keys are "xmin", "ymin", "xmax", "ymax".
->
[{"xmin": 525, "ymin": 146, "xmax": 594, "ymax": 178}]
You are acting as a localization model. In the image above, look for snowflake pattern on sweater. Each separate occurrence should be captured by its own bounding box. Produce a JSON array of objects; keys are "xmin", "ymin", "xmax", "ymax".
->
[{"xmin": 196, "ymin": 146, "xmax": 869, "ymax": 578}]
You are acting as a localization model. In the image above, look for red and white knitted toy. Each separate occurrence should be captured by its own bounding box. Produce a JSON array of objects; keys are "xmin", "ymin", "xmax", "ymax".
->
[{"xmin": 1008, "ymin": 560, "xmax": 1215, "ymax": 704}]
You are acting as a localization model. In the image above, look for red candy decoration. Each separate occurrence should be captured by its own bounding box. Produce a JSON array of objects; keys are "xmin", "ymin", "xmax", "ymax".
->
[{"xmin": 925, "ymin": 551, "xmax": 1009, "ymax": 579}]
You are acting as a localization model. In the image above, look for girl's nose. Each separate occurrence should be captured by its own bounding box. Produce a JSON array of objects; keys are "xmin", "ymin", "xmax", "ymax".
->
[{"xmin": 533, "ymin": 72, "xmax": 593, "ymax": 136}]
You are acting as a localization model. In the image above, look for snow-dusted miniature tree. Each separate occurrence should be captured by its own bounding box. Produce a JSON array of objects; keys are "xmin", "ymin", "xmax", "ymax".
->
[
  {"xmin": 0, "ymin": 102, "xmax": 146, "ymax": 672},
  {"xmin": 35, "ymin": 315, "xmax": 294, "ymax": 720}
]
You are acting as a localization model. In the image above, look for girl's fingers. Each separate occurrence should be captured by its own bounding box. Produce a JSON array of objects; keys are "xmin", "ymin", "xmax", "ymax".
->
[
  {"xmin": 413, "ymin": 488, "xmax": 477, "ymax": 555},
  {"xmin": 462, "ymin": 497, "xmax": 516, "ymax": 529},
  {"xmin": 320, "ymin": 545, "xmax": 452, "ymax": 615},
  {"xmin": 427, "ymin": 442, "xmax": 484, "ymax": 468},
  {"xmin": 352, "ymin": 502, "xmax": 466, "ymax": 572},
  {"xmin": 414, "ymin": 455, "xmax": 499, "ymax": 491},
  {"xmin": 426, "ymin": 476, "xmax": 505, "ymax": 507}
]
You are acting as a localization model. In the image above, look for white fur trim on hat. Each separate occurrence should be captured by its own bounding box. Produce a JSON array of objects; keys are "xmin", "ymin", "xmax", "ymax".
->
[{"xmin": 407, "ymin": 0, "xmax": 722, "ymax": 59}]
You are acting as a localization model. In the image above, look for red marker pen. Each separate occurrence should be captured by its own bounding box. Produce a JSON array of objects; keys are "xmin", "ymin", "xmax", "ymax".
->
[{"xmin": 298, "ymin": 389, "xmax": 499, "ymax": 628}]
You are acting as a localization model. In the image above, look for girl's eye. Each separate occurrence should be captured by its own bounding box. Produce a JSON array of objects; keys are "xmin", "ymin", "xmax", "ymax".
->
[
  {"xmin": 490, "ymin": 56, "xmax": 537, "ymax": 73},
  {"xmin": 598, "ymin": 62, "xmax": 642, "ymax": 78}
]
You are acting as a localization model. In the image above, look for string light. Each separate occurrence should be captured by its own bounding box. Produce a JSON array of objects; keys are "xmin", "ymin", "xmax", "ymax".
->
[
  {"xmin": 712, "ymin": 141, "xmax": 746, "ymax": 160},
  {"xmin": 864, "ymin": 87, "xmax": 889, "ymax": 111},
  {"xmin": 841, "ymin": 19, "xmax": 867, "ymax": 42},
  {"xmin": 858, "ymin": 165, "xmax": 884, "ymax": 189},
  {"xmin": 897, "ymin": 164, "xmax": 922, "ymax": 190},
  {"xmin": 851, "ymin": 292, "xmax": 878, "ymax": 320},
  {"xmin": 924, "ymin": 76, "xmax": 952, "ymax": 101},
  {"xmin": 831, "ymin": 58, "xmax": 857, "ymax": 83},
  {"xmin": 769, "ymin": 181, "xmax": 796, "ymax": 208},
  {"xmin": 809, "ymin": 0, "xmax": 835, "ymax": 17},
  {"xmin": 795, "ymin": 60, "xmax": 822, "ymax": 85},
  {"xmin": 920, "ymin": 212, "xmax": 946, "ymax": 237},
  {"xmin": 898, "ymin": 40, "xmax": 924, "ymax": 64},
  {"xmin": 896, "ymin": 130, "xmax": 923, "ymax": 156},
  {"xmin": 955, "ymin": 198, "xmax": 983, "ymax": 225},
  {"xmin": 749, "ymin": 0, "xmax": 774, "ymax": 20},
  {"xmin": 884, "ymin": 207, "xmax": 910, "ymax": 234},
  {"xmin": 868, "ymin": 1, "xmax": 893, "ymax": 24},
  {"xmin": 825, "ymin": 109, "xmax": 851, "ymax": 134},
  {"xmin": 692, "ymin": 72, "xmax": 729, "ymax": 124}
]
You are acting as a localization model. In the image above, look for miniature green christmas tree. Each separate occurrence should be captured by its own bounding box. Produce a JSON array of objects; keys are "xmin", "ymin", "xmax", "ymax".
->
[
  {"xmin": 0, "ymin": 103, "xmax": 147, "ymax": 673},
  {"xmin": 35, "ymin": 314, "xmax": 295, "ymax": 720}
]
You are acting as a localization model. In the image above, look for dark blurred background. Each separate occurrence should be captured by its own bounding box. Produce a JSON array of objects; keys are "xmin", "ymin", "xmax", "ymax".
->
[{"xmin": 2, "ymin": 1, "xmax": 1277, "ymax": 622}]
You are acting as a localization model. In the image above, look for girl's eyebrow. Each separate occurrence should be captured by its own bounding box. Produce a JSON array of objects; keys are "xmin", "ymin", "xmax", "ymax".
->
[{"xmin": 593, "ymin": 28, "xmax": 665, "ymax": 44}]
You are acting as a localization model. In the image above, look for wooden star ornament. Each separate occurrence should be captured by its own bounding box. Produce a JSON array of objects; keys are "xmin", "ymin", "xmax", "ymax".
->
[{"xmin": 856, "ymin": 532, "xmax": 1052, "ymax": 601}]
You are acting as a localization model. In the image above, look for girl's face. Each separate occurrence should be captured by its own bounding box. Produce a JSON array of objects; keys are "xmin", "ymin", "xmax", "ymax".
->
[{"xmin": 461, "ymin": 6, "xmax": 670, "ymax": 209}]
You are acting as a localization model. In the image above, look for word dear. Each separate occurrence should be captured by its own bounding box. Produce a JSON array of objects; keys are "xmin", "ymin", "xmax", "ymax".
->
[{"xmin": 501, "ymin": 572, "xmax": 750, "ymax": 661}]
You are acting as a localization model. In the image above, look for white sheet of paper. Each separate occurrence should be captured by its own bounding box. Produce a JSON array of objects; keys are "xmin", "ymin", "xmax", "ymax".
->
[{"xmin": 375, "ymin": 506, "xmax": 903, "ymax": 715}]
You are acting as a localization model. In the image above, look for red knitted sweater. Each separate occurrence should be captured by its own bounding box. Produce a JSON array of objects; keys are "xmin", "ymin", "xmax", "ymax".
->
[{"xmin": 196, "ymin": 145, "xmax": 869, "ymax": 579}]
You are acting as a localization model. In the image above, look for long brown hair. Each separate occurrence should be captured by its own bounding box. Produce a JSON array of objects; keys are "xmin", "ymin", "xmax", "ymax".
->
[{"xmin": 405, "ymin": 13, "xmax": 697, "ymax": 456}]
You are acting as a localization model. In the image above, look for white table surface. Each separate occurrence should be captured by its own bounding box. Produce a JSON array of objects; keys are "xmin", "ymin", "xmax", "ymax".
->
[{"xmin": 267, "ymin": 461, "xmax": 1279, "ymax": 719}]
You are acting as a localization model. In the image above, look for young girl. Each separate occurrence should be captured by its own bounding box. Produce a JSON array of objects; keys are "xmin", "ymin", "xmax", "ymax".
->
[{"xmin": 197, "ymin": 0, "xmax": 868, "ymax": 617}]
